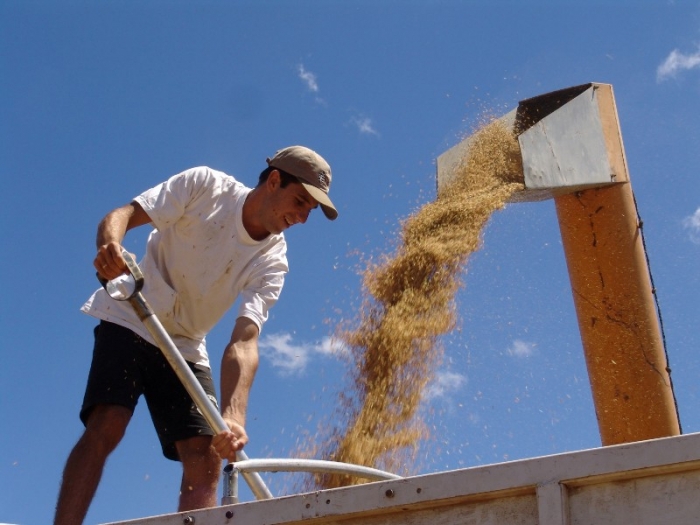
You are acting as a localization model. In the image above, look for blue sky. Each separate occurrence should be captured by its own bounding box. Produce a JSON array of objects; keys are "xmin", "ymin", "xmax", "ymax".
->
[{"xmin": 1, "ymin": 1, "xmax": 699, "ymax": 523}]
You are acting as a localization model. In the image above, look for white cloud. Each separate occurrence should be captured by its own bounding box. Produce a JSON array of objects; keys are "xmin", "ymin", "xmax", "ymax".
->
[
  {"xmin": 350, "ymin": 115, "xmax": 380, "ymax": 136},
  {"xmin": 424, "ymin": 370, "xmax": 466, "ymax": 401},
  {"xmin": 682, "ymin": 207, "xmax": 700, "ymax": 244},
  {"xmin": 507, "ymin": 339, "xmax": 536, "ymax": 358},
  {"xmin": 656, "ymin": 47, "xmax": 700, "ymax": 82},
  {"xmin": 315, "ymin": 335, "xmax": 349, "ymax": 357},
  {"xmin": 297, "ymin": 64, "xmax": 327, "ymax": 105},
  {"xmin": 258, "ymin": 332, "xmax": 342, "ymax": 375},
  {"xmin": 297, "ymin": 64, "xmax": 319, "ymax": 92}
]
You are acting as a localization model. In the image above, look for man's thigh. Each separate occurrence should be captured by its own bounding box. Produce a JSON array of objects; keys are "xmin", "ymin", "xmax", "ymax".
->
[
  {"xmin": 80, "ymin": 321, "xmax": 151, "ymax": 425},
  {"xmin": 143, "ymin": 360, "xmax": 219, "ymax": 461}
]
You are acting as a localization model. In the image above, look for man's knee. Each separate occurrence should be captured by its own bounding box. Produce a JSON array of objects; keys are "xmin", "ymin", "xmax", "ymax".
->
[
  {"xmin": 175, "ymin": 437, "xmax": 221, "ymax": 511},
  {"xmin": 83, "ymin": 404, "xmax": 132, "ymax": 454},
  {"xmin": 177, "ymin": 436, "xmax": 222, "ymax": 483}
]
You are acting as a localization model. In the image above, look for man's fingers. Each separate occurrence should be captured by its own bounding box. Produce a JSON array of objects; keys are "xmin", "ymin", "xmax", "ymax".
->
[
  {"xmin": 95, "ymin": 243, "xmax": 131, "ymax": 279},
  {"xmin": 212, "ymin": 431, "xmax": 247, "ymax": 461}
]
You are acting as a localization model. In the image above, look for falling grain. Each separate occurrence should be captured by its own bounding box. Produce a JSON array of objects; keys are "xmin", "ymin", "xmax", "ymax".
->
[{"xmin": 309, "ymin": 117, "xmax": 525, "ymax": 489}]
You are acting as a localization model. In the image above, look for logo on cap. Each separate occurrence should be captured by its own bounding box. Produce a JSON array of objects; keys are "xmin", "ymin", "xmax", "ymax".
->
[{"xmin": 318, "ymin": 172, "xmax": 329, "ymax": 189}]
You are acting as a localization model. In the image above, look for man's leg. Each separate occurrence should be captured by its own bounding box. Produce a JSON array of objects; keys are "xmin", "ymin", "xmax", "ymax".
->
[
  {"xmin": 54, "ymin": 404, "xmax": 132, "ymax": 525},
  {"xmin": 175, "ymin": 436, "xmax": 222, "ymax": 511}
]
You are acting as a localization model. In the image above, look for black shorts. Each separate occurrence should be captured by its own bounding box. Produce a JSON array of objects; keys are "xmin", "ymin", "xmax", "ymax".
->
[{"xmin": 81, "ymin": 321, "xmax": 218, "ymax": 461}]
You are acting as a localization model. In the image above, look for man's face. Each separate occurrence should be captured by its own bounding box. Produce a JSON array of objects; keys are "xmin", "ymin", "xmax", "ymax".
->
[{"xmin": 264, "ymin": 172, "xmax": 319, "ymax": 235}]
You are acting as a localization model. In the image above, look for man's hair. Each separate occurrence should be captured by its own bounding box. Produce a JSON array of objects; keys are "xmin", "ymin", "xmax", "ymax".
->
[{"xmin": 257, "ymin": 166, "xmax": 300, "ymax": 188}]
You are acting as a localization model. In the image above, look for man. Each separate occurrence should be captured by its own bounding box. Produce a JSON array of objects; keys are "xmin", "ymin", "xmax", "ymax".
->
[{"xmin": 54, "ymin": 146, "xmax": 338, "ymax": 525}]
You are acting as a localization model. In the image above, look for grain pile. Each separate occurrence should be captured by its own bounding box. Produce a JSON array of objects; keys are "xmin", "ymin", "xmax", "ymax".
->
[{"xmin": 312, "ymin": 117, "xmax": 525, "ymax": 489}]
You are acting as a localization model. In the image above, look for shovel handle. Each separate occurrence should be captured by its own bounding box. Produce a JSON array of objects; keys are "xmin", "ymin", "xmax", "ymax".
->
[{"xmin": 98, "ymin": 249, "xmax": 274, "ymax": 500}]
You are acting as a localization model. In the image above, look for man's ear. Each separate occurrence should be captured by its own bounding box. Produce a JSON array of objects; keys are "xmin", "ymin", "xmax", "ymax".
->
[{"xmin": 266, "ymin": 169, "xmax": 281, "ymax": 191}]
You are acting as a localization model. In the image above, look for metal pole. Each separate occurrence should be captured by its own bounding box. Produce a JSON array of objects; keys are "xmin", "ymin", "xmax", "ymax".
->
[
  {"xmin": 229, "ymin": 458, "xmax": 402, "ymax": 481},
  {"xmin": 222, "ymin": 464, "xmax": 239, "ymax": 505},
  {"xmin": 555, "ymin": 185, "xmax": 680, "ymax": 445},
  {"xmin": 552, "ymin": 85, "xmax": 680, "ymax": 445}
]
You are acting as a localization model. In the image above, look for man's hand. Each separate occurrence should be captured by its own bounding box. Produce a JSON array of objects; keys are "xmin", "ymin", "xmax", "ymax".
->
[
  {"xmin": 94, "ymin": 241, "xmax": 129, "ymax": 280},
  {"xmin": 211, "ymin": 417, "xmax": 248, "ymax": 462},
  {"xmin": 94, "ymin": 202, "xmax": 152, "ymax": 280}
]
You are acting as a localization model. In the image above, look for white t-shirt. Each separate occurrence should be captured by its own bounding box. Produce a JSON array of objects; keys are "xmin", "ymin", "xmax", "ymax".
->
[{"xmin": 81, "ymin": 166, "xmax": 289, "ymax": 368}]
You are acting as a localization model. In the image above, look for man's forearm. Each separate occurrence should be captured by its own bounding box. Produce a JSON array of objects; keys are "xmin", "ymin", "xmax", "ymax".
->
[
  {"xmin": 211, "ymin": 320, "xmax": 259, "ymax": 459},
  {"xmin": 96, "ymin": 202, "xmax": 152, "ymax": 249},
  {"xmin": 220, "ymin": 349, "xmax": 257, "ymax": 425},
  {"xmin": 96, "ymin": 206, "xmax": 133, "ymax": 248},
  {"xmin": 220, "ymin": 318, "xmax": 260, "ymax": 426}
]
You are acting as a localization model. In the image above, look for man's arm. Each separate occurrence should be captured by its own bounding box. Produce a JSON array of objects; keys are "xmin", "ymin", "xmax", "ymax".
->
[
  {"xmin": 94, "ymin": 201, "xmax": 151, "ymax": 280},
  {"xmin": 211, "ymin": 316, "xmax": 260, "ymax": 461}
]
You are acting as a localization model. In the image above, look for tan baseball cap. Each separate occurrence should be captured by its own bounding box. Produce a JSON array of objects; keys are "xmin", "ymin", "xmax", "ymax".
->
[{"xmin": 267, "ymin": 145, "xmax": 338, "ymax": 220}]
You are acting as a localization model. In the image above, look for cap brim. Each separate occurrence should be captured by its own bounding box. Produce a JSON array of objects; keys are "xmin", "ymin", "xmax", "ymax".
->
[{"xmin": 300, "ymin": 182, "xmax": 338, "ymax": 220}]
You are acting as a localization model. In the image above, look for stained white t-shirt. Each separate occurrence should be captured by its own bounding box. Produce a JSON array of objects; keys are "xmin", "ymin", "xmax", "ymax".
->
[{"xmin": 81, "ymin": 166, "xmax": 289, "ymax": 368}]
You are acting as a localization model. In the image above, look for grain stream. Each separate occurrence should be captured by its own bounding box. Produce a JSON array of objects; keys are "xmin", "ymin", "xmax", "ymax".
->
[{"xmin": 310, "ymin": 118, "xmax": 524, "ymax": 489}]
